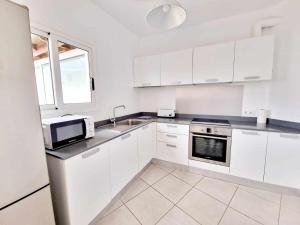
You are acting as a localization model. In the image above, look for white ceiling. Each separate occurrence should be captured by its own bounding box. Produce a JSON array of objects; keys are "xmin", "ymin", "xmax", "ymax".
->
[{"xmin": 91, "ymin": 0, "xmax": 283, "ymax": 36}]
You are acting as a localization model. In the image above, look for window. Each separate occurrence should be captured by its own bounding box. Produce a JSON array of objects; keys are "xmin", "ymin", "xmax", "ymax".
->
[
  {"xmin": 31, "ymin": 33, "xmax": 55, "ymax": 105},
  {"xmin": 57, "ymin": 41, "xmax": 92, "ymax": 104},
  {"xmin": 31, "ymin": 30, "xmax": 94, "ymax": 111}
]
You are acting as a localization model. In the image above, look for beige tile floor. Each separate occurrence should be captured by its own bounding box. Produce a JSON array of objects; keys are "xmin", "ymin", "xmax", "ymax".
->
[{"xmin": 95, "ymin": 163, "xmax": 300, "ymax": 225}]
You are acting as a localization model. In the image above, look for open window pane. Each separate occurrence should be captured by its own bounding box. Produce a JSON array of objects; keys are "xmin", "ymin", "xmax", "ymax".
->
[
  {"xmin": 31, "ymin": 33, "xmax": 55, "ymax": 105},
  {"xmin": 58, "ymin": 41, "xmax": 92, "ymax": 104}
]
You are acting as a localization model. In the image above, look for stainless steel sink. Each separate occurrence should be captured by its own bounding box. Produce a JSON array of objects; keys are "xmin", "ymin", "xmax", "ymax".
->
[
  {"xmin": 116, "ymin": 119, "xmax": 145, "ymax": 126},
  {"xmin": 96, "ymin": 119, "xmax": 146, "ymax": 135}
]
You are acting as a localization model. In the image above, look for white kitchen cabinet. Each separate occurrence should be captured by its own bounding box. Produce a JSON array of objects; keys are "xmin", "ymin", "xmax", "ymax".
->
[
  {"xmin": 161, "ymin": 49, "xmax": 193, "ymax": 86},
  {"xmin": 157, "ymin": 123, "xmax": 189, "ymax": 135},
  {"xmin": 230, "ymin": 129, "xmax": 268, "ymax": 181},
  {"xmin": 234, "ymin": 35, "xmax": 274, "ymax": 82},
  {"xmin": 156, "ymin": 123, "xmax": 189, "ymax": 165},
  {"xmin": 193, "ymin": 42, "xmax": 235, "ymax": 84},
  {"xmin": 109, "ymin": 131, "xmax": 139, "ymax": 197},
  {"xmin": 47, "ymin": 143, "xmax": 111, "ymax": 225},
  {"xmin": 156, "ymin": 142, "xmax": 188, "ymax": 165},
  {"xmin": 137, "ymin": 123, "xmax": 156, "ymax": 170},
  {"xmin": 264, "ymin": 132, "xmax": 300, "ymax": 189},
  {"xmin": 134, "ymin": 55, "xmax": 161, "ymax": 87}
]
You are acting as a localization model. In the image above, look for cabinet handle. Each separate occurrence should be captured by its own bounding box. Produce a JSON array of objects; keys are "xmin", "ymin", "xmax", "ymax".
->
[
  {"xmin": 244, "ymin": 76, "xmax": 260, "ymax": 80},
  {"xmin": 166, "ymin": 144, "xmax": 177, "ymax": 148},
  {"xmin": 142, "ymin": 82, "xmax": 152, "ymax": 86},
  {"xmin": 167, "ymin": 124, "xmax": 177, "ymax": 128},
  {"xmin": 121, "ymin": 133, "xmax": 131, "ymax": 140},
  {"xmin": 242, "ymin": 131, "xmax": 259, "ymax": 136},
  {"xmin": 166, "ymin": 134, "xmax": 177, "ymax": 138},
  {"xmin": 142, "ymin": 125, "xmax": 149, "ymax": 130},
  {"xmin": 205, "ymin": 78, "xmax": 219, "ymax": 83},
  {"xmin": 82, "ymin": 148, "xmax": 100, "ymax": 159},
  {"xmin": 280, "ymin": 134, "xmax": 299, "ymax": 139}
]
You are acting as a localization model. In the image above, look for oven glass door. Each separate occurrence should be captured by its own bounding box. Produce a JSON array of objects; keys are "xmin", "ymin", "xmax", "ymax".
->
[
  {"xmin": 50, "ymin": 119, "xmax": 86, "ymax": 149},
  {"xmin": 192, "ymin": 134, "xmax": 228, "ymax": 163}
]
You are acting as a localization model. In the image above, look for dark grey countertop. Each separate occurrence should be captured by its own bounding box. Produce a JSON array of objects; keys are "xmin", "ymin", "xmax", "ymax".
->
[
  {"xmin": 230, "ymin": 121, "xmax": 300, "ymax": 134},
  {"xmin": 46, "ymin": 115, "xmax": 300, "ymax": 160}
]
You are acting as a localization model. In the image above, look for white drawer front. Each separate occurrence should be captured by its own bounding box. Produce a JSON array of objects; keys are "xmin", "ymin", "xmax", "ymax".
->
[
  {"xmin": 157, "ymin": 132, "xmax": 188, "ymax": 145},
  {"xmin": 157, "ymin": 123, "xmax": 189, "ymax": 135},
  {"xmin": 156, "ymin": 141, "xmax": 188, "ymax": 165}
]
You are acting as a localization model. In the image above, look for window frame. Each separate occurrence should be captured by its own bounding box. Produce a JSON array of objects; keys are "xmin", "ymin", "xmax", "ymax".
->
[{"xmin": 31, "ymin": 28, "xmax": 96, "ymax": 115}]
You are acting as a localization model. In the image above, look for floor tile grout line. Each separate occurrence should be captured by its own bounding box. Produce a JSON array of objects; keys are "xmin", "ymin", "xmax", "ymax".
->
[
  {"xmin": 96, "ymin": 200, "xmax": 124, "ymax": 222},
  {"xmin": 120, "ymin": 180, "xmax": 150, "ymax": 204},
  {"xmin": 154, "ymin": 204, "xmax": 176, "ymax": 225},
  {"xmin": 123, "ymin": 202, "xmax": 143, "ymax": 225},
  {"xmin": 174, "ymin": 187, "xmax": 209, "ymax": 225},
  {"xmin": 228, "ymin": 207, "xmax": 264, "ymax": 225},
  {"xmin": 217, "ymin": 185, "xmax": 239, "ymax": 225},
  {"xmin": 172, "ymin": 172, "xmax": 206, "ymax": 187},
  {"xmin": 228, "ymin": 186, "xmax": 265, "ymax": 225},
  {"xmin": 193, "ymin": 186, "xmax": 233, "ymax": 206},
  {"xmin": 239, "ymin": 185, "xmax": 282, "ymax": 205},
  {"xmin": 278, "ymin": 193, "xmax": 283, "ymax": 225}
]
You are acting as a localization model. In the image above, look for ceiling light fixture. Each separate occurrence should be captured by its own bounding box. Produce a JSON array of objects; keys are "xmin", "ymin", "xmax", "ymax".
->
[{"xmin": 147, "ymin": 1, "xmax": 187, "ymax": 30}]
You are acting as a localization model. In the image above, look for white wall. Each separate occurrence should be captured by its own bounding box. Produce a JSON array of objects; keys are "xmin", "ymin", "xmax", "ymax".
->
[
  {"xmin": 137, "ymin": 1, "xmax": 298, "ymax": 120},
  {"xmin": 13, "ymin": 0, "xmax": 139, "ymax": 121}
]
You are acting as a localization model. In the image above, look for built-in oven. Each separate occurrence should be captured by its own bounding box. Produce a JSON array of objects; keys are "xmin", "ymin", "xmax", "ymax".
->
[{"xmin": 189, "ymin": 124, "xmax": 232, "ymax": 167}]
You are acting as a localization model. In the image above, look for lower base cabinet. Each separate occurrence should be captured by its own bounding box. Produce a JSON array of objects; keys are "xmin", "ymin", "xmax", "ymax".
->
[
  {"xmin": 47, "ymin": 144, "xmax": 111, "ymax": 225},
  {"xmin": 264, "ymin": 132, "xmax": 300, "ymax": 189},
  {"xmin": 109, "ymin": 131, "xmax": 139, "ymax": 197},
  {"xmin": 230, "ymin": 129, "xmax": 268, "ymax": 181},
  {"xmin": 137, "ymin": 123, "xmax": 156, "ymax": 170}
]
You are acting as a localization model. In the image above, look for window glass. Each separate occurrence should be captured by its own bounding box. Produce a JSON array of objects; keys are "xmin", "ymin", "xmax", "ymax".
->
[
  {"xmin": 58, "ymin": 41, "xmax": 92, "ymax": 104},
  {"xmin": 31, "ymin": 33, "xmax": 55, "ymax": 105}
]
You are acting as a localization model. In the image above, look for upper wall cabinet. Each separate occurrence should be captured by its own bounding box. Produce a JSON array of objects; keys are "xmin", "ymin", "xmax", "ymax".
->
[
  {"xmin": 193, "ymin": 42, "xmax": 235, "ymax": 84},
  {"xmin": 161, "ymin": 49, "xmax": 193, "ymax": 86},
  {"xmin": 134, "ymin": 55, "xmax": 161, "ymax": 87},
  {"xmin": 234, "ymin": 35, "xmax": 274, "ymax": 82}
]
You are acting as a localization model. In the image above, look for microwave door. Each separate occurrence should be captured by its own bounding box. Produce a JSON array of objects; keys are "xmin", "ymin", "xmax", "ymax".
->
[{"xmin": 51, "ymin": 119, "xmax": 86, "ymax": 149}]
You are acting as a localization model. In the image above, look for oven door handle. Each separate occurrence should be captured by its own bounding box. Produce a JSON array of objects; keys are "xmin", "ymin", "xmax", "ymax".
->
[{"xmin": 191, "ymin": 134, "xmax": 228, "ymax": 140}]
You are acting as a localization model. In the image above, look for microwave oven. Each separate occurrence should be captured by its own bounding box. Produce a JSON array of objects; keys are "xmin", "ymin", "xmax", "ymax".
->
[{"xmin": 42, "ymin": 115, "xmax": 95, "ymax": 150}]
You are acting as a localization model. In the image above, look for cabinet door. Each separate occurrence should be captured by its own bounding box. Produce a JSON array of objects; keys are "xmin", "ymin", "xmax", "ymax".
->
[
  {"xmin": 234, "ymin": 35, "xmax": 274, "ymax": 82},
  {"xmin": 110, "ymin": 132, "xmax": 139, "ymax": 197},
  {"xmin": 138, "ymin": 123, "xmax": 156, "ymax": 170},
  {"xmin": 161, "ymin": 49, "xmax": 193, "ymax": 86},
  {"xmin": 230, "ymin": 129, "xmax": 268, "ymax": 181},
  {"xmin": 264, "ymin": 133, "xmax": 300, "ymax": 189},
  {"xmin": 156, "ymin": 142, "xmax": 188, "ymax": 165},
  {"xmin": 193, "ymin": 42, "xmax": 235, "ymax": 84},
  {"xmin": 65, "ymin": 144, "xmax": 111, "ymax": 225},
  {"xmin": 134, "ymin": 55, "xmax": 161, "ymax": 87}
]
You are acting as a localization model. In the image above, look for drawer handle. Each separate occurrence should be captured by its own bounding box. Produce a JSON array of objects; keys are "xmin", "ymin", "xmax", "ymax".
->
[
  {"xmin": 166, "ymin": 144, "xmax": 177, "ymax": 148},
  {"xmin": 242, "ymin": 131, "xmax": 259, "ymax": 136},
  {"xmin": 121, "ymin": 133, "xmax": 131, "ymax": 140},
  {"xmin": 205, "ymin": 78, "xmax": 219, "ymax": 83},
  {"xmin": 82, "ymin": 148, "xmax": 100, "ymax": 159},
  {"xmin": 280, "ymin": 134, "xmax": 299, "ymax": 139},
  {"xmin": 244, "ymin": 76, "xmax": 260, "ymax": 80},
  {"xmin": 167, "ymin": 124, "xmax": 177, "ymax": 128},
  {"xmin": 142, "ymin": 83, "xmax": 152, "ymax": 86},
  {"xmin": 142, "ymin": 125, "xmax": 149, "ymax": 130},
  {"xmin": 166, "ymin": 134, "xmax": 177, "ymax": 138}
]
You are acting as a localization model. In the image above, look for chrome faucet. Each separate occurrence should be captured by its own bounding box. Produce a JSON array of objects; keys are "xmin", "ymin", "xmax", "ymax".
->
[{"xmin": 111, "ymin": 105, "xmax": 126, "ymax": 127}]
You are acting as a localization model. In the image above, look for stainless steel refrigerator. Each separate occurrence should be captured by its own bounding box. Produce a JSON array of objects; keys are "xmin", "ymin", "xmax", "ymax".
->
[{"xmin": 0, "ymin": 1, "xmax": 56, "ymax": 224}]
